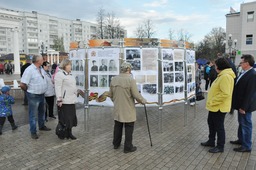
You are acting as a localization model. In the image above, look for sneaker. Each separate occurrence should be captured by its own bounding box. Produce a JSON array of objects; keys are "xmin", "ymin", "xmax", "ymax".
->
[
  {"xmin": 190, "ymin": 102, "xmax": 195, "ymax": 106},
  {"xmin": 39, "ymin": 126, "xmax": 51, "ymax": 131},
  {"xmin": 31, "ymin": 133, "xmax": 39, "ymax": 139}
]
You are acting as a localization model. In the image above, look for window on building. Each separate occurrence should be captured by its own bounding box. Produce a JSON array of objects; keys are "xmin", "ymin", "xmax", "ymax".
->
[
  {"xmin": 247, "ymin": 11, "xmax": 254, "ymax": 22},
  {"xmin": 246, "ymin": 34, "xmax": 253, "ymax": 45}
]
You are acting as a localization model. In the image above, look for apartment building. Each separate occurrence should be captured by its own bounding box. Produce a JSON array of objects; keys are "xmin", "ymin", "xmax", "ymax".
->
[
  {"xmin": 226, "ymin": 1, "xmax": 256, "ymax": 65},
  {"xmin": 0, "ymin": 7, "xmax": 99, "ymax": 55}
]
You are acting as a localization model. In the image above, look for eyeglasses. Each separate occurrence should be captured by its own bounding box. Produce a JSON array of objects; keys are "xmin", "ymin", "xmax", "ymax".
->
[{"xmin": 240, "ymin": 61, "xmax": 247, "ymax": 64}]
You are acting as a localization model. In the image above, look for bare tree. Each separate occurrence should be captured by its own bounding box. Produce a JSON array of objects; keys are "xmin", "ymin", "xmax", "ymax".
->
[
  {"xmin": 144, "ymin": 19, "xmax": 155, "ymax": 38},
  {"xmin": 168, "ymin": 28, "xmax": 175, "ymax": 40},
  {"xmin": 134, "ymin": 24, "xmax": 145, "ymax": 39},
  {"xmin": 177, "ymin": 29, "xmax": 192, "ymax": 42},
  {"xmin": 106, "ymin": 12, "xmax": 120, "ymax": 39},
  {"xmin": 96, "ymin": 8, "xmax": 106, "ymax": 39}
]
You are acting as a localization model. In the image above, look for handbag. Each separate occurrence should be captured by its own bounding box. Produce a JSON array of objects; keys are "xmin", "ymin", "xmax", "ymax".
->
[
  {"xmin": 55, "ymin": 107, "xmax": 67, "ymax": 139},
  {"xmin": 55, "ymin": 121, "xmax": 67, "ymax": 139}
]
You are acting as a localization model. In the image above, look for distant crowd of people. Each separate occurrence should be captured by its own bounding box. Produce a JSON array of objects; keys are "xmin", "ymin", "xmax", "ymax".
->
[{"xmin": 0, "ymin": 61, "xmax": 14, "ymax": 75}]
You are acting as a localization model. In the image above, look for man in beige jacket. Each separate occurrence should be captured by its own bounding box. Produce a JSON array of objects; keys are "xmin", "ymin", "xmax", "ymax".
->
[{"xmin": 109, "ymin": 62, "xmax": 146, "ymax": 153}]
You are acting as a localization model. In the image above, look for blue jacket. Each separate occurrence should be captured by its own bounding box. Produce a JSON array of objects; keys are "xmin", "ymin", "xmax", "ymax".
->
[{"xmin": 0, "ymin": 94, "xmax": 15, "ymax": 117}]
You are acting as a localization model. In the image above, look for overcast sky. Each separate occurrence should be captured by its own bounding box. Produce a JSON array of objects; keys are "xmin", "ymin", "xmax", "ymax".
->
[{"xmin": 0, "ymin": 0, "xmax": 254, "ymax": 43}]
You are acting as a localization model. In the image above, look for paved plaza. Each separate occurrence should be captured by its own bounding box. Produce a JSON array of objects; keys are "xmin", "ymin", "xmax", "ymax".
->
[{"xmin": 1, "ymin": 74, "xmax": 256, "ymax": 169}]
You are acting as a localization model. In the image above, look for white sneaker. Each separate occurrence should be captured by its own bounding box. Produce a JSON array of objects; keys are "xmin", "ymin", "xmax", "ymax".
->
[{"xmin": 190, "ymin": 102, "xmax": 195, "ymax": 106}]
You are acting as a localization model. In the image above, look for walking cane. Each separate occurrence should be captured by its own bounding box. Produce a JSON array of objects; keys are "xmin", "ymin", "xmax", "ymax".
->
[{"xmin": 144, "ymin": 104, "xmax": 153, "ymax": 147}]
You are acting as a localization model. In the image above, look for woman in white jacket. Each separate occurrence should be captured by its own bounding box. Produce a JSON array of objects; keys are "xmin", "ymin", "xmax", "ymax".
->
[
  {"xmin": 42, "ymin": 62, "xmax": 56, "ymax": 120},
  {"xmin": 54, "ymin": 59, "xmax": 78, "ymax": 140}
]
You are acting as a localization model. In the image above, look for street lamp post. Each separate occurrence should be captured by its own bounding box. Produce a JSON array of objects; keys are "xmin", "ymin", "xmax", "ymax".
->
[{"xmin": 227, "ymin": 34, "xmax": 237, "ymax": 63}]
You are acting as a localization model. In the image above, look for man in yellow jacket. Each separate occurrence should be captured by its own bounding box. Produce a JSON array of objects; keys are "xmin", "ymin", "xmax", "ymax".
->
[{"xmin": 201, "ymin": 57, "xmax": 236, "ymax": 153}]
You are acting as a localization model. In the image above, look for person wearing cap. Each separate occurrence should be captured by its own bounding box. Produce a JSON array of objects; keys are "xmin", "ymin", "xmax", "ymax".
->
[
  {"xmin": 20, "ymin": 55, "xmax": 51, "ymax": 140},
  {"xmin": 109, "ymin": 62, "xmax": 147, "ymax": 153},
  {"xmin": 0, "ymin": 86, "xmax": 18, "ymax": 135}
]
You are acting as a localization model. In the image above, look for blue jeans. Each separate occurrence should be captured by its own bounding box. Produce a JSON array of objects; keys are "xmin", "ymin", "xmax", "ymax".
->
[
  {"xmin": 238, "ymin": 111, "xmax": 252, "ymax": 150},
  {"xmin": 27, "ymin": 92, "xmax": 45, "ymax": 134}
]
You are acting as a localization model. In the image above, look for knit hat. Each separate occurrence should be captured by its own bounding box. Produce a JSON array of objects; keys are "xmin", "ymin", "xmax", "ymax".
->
[
  {"xmin": 1, "ymin": 86, "xmax": 10, "ymax": 93},
  {"xmin": 120, "ymin": 62, "xmax": 132, "ymax": 73}
]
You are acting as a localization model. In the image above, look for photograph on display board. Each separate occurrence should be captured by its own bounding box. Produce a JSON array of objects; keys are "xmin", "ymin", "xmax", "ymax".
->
[
  {"xmin": 147, "ymin": 75, "xmax": 157, "ymax": 84},
  {"xmin": 90, "ymin": 75, "xmax": 98, "ymax": 87},
  {"xmin": 99, "ymin": 59, "xmax": 108, "ymax": 71},
  {"xmin": 108, "ymin": 59, "xmax": 118, "ymax": 71},
  {"xmin": 174, "ymin": 50, "xmax": 184, "ymax": 60},
  {"xmin": 69, "ymin": 50, "xmax": 77, "ymax": 58},
  {"xmin": 135, "ymin": 75, "xmax": 146, "ymax": 84},
  {"xmin": 109, "ymin": 75, "xmax": 115, "ymax": 87},
  {"xmin": 175, "ymin": 85, "xmax": 184, "ymax": 93},
  {"xmin": 142, "ymin": 84, "xmax": 157, "ymax": 94},
  {"xmin": 75, "ymin": 75, "xmax": 84, "ymax": 87},
  {"xmin": 91, "ymin": 59, "xmax": 98, "ymax": 71},
  {"xmin": 188, "ymin": 74, "xmax": 192, "ymax": 83},
  {"xmin": 175, "ymin": 73, "xmax": 184, "ymax": 82},
  {"xmin": 164, "ymin": 73, "xmax": 174, "ymax": 83},
  {"xmin": 162, "ymin": 49, "xmax": 174, "ymax": 60},
  {"xmin": 188, "ymin": 83, "xmax": 196, "ymax": 93},
  {"xmin": 72, "ymin": 60, "xmax": 84, "ymax": 71},
  {"xmin": 186, "ymin": 50, "xmax": 195, "ymax": 64},
  {"xmin": 142, "ymin": 48, "xmax": 158, "ymax": 71},
  {"xmin": 175, "ymin": 62, "xmax": 183, "ymax": 71},
  {"xmin": 127, "ymin": 60, "xmax": 141, "ymax": 70},
  {"xmin": 163, "ymin": 62, "xmax": 173, "ymax": 72},
  {"xmin": 99, "ymin": 75, "xmax": 108, "ymax": 87},
  {"xmin": 126, "ymin": 49, "xmax": 141, "ymax": 60},
  {"xmin": 137, "ymin": 84, "xmax": 141, "ymax": 93},
  {"xmin": 164, "ymin": 85, "xmax": 174, "ymax": 94},
  {"xmin": 187, "ymin": 65, "xmax": 192, "ymax": 73}
]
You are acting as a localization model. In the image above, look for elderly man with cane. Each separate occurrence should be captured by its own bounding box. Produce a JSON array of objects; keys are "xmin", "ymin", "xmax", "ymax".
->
[{"xmin": 109, "ymin": 62, "xmax": 147, "ymax": 153}]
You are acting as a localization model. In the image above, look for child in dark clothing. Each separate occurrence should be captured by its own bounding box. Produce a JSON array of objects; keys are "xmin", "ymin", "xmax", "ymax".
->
[{"xmin": 0, "ymin": 86, "xmax": 18, "ymax": 135}]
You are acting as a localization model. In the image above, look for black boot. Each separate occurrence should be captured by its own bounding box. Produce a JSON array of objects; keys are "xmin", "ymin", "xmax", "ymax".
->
[
  {"xmin": 68, "ymin": 128, "xmax": 77, "ymax": 140},
  {"xmin": 0, "ymin": 125, "xmax": 2, "ymax": 135},
  {"xmin": 11, "ymin": 123, "xmax": 18, "ymax": 130}
]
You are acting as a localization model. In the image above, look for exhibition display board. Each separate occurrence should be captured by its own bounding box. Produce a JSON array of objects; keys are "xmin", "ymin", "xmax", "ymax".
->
[
  {"xmin": 68, "ymin": 48, "xmax": 195, "ymax": 106},
  {"xmin": 69, "ymin": 39, "xmax": 196, "ymax": 130}
]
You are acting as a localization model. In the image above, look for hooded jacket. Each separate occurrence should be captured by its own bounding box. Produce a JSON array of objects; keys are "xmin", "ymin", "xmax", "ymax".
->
[{"xmin": 206, "ymin": 68, "xmax": 236, "ymax": 112}]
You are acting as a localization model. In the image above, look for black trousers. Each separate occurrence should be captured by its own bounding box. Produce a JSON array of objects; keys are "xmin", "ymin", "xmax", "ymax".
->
[
  {"xmin": 205, "ymin": 79, "xmax": 210, "ymax": 90},
  {"xmin": 0, "ymin": 115, "xmax": 15, "ymax": 126},
  {"xmin": 45, "ymin": 96, "xmax": 55, "ymax": 118},
  {"xmin": 207, "ymin": 111, "xmax": 226, "ymax": 149},
  {"xmin": 113, "ymin": 120, "xmax": 134, "ymax": 150}
]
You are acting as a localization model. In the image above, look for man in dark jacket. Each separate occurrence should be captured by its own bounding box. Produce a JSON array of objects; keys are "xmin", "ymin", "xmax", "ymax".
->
[{"xmin": 230, "ymin": 54, "xmax": 256, "ymax": 152}]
